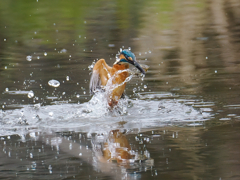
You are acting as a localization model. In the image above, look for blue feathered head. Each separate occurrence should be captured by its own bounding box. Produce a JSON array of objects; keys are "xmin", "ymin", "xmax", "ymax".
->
[{"xmin": 115, "ymin": 49, "xmax": 145, "ymax": 74}]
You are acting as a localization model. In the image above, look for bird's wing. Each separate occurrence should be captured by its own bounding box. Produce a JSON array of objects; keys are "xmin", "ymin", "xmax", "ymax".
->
[{"xmin": 89, "ymin": 59, "xmax": 112, "ymax": 95}]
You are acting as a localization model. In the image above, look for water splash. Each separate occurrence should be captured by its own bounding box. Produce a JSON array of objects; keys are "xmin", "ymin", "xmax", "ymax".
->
[
  {"xmin": 27, "ymin": 91, "xmax": 34, "ymax": 98},
  {"xmin": 88, "ymin": 61, "xmax": 95, "ymax": 71},
  {"xmin": 0, "ymin": 92, "xmax": 213, "ymax": 137},
  {"xmin": 105, "ymin": 69, "xmax": 133, "ymax": 93}
]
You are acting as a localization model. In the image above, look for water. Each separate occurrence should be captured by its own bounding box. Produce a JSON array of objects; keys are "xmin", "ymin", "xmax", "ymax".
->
[
  {"xmin": 1, "ymin": 0, "xmax": 240, "ymax": 179},
  {"xmin": 48, "ymin": 79, "xmax": 61, "ymax": 88}
]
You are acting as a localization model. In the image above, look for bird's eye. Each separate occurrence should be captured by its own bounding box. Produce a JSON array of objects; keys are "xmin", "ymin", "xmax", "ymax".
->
[{"xmin": 120, "ymin": 59, "xmax": 128, "ymax": 63}]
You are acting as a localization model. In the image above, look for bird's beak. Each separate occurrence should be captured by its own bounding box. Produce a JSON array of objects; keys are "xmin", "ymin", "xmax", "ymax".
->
[{"xmin": 132, "ymin": 61, "xmax": 146, "ymax": 75}]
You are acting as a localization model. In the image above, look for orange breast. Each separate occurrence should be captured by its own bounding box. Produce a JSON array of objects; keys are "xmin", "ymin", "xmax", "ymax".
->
[{"xmin": 109, "ymin": 64, "xmax": 129, "ymax": 104}]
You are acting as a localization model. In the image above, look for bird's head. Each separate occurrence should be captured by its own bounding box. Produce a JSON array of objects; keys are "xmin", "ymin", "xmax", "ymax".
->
[{"xmin": 115, "ymin": 49, "xmax": 145, "ymax": 75}]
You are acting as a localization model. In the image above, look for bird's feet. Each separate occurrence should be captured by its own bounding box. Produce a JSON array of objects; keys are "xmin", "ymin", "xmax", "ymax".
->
[{"xmin": 108, "ymin": 99, "xmax": 118, "ymax": 108}]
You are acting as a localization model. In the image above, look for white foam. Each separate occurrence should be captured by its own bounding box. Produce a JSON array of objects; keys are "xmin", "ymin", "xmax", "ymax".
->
[{"xmin": 0, "ymin": 91, "xmax": 213, "ymax": 136}]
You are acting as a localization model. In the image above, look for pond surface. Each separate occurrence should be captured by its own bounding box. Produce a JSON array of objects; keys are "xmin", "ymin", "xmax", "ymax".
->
[{"xmin": 1, "ymin": 0, "xmax": 240, "ymax": 179}]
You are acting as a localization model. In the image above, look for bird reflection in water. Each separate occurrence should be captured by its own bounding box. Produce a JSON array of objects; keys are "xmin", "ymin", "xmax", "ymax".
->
[
  {"xmin": 92, "ymin": 129, "xmax": 154, "ymax": 177},
  {"xmin": 94, "ymin": 130, "xmax": 132, "ymax": 163},
  {"xmin": 0, "ymin": 129, "xmax": 154, "ymax": 179}
]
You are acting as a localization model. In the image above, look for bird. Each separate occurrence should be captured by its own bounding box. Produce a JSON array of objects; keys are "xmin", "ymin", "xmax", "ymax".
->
[{"xmin": 89, "ymin": 49, "xmax": 146, "ymax": 107}]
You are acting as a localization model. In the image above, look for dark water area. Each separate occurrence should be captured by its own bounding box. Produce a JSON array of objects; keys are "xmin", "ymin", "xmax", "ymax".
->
[{"xmin": 1, "ymin": 0, "xmax": 240, "ymax": 179}]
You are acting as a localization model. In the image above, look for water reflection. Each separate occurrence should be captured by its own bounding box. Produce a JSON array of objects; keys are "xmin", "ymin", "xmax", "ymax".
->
[
  {"xmin": 0, "ymin": 130, "xmax": 154, "ymax": 179},
  {"xmin": 1, "ymin": 124, "xmax": 240, "ymax": 179}
]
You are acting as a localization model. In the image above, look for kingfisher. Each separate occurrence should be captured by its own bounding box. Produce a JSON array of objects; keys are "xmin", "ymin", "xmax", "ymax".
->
[{"xmin": 89, "ymin": 49, "xmax": 146, "ymax": 107}]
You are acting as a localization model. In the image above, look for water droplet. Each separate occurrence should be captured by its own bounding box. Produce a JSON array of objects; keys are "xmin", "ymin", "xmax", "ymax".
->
[
  {"xmin": 26, "ymin": 55, "xmax": 32, "ymax": 61},
  {"xmin": 133, "ymin": 88, "xmax": 137, "ymax": 93},
  {"xmin": 48, "ymin": 79, "xmax": 60, "ymax": 87},
  {"xmin": 215, "ymin": 70, "xmax": 217, "ymax": 73},
  {"xmin": 62, "ymin": 92, "xmax": 65, "ymax": 95},
  {"xmin": 76, "ymin": 94, "xmax": 80, "ymax": 98},
  {"xmin": 144, "ymin": 85, "xmax": 147, "ymax": 89},
  {"xmin": 206, "ymin": 56, "xmax": 208, "ymax": 59},
  {"xmin": 30, "ymin": 153, "xmax": 33, "ymax": 158},
  {"xmin": 66, "ymin": 76, "xmax": 70, "ymax": 81},
  {"xmin": 4, "ymin": 66, "xmax": 7, "ymax": 69},
  {"xmin": 5, "ymin": 88, "xmax": 9, "ymax": 92},
  {"xmin": 37, "ymin": 56, "xmax": 40, "ymax": 59},
  {"xmin": 60, "ymin": 49, "xmax": 67, "ymax": 53},
  {"xmin": 88, "ymin": 64, "xmax": 94, "ymax": 70},
  {"xmin": 148, "ymin": 50, "xmax": 152, "ymax": 53},
  {"xmin": 108, "ymin": 44, "xmax": 115, "ymax": 47},
  {"xmin": 4, "ymin": 39, "xmax": 6, "ymax": 41},
  {"xmin": 48, "ymin": 165, "xmax": 52, "ymax": 174},
  {"xmin": 69, "ymin": 143, "xmax": 72, "ymax": 150},
  {"xmin": 28, "ymin": 91, "xmax": 34, "ymax": 98},
  {"xmin": 44, "ymin": 52, "xmax": 47, "ymax": 56},
  {"xmin": 83, "ymin": 91, "xmax": 86, "ymax": 95},
  {"xmin": 79, "ymin": 153, "xmax": 82, "ymax": 156},
  {"xmin": 31, "ymin": 161, "xmax": 37, "ymax": 170}
]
